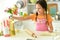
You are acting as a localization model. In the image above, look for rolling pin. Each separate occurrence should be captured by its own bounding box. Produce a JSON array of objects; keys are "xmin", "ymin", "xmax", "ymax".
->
[{"xmin": 24, "ymin": 28, "xmax": 37, "ymax": 38}]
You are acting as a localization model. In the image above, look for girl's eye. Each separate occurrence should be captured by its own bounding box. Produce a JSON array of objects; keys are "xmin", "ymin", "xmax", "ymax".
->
[
  {"xmin": 36, "ymin": 8, "xmax": 41, "ymax": 10},
  {"xmin": 38, "ymin": 8, "xmax": 41, "ymax": 9},
  {"xmin": 36, "ymin": 8, "xmax": 41, "ymax": 9}
]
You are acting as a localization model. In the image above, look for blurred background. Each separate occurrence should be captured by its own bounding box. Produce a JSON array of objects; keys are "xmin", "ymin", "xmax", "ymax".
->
[
  {"xmin": 0, "ymin": 0, "xmax": 60, "ymax": 20},
  {"xmin": 0, "ymin": 0, "xmax": 60, "ymax": 40}
]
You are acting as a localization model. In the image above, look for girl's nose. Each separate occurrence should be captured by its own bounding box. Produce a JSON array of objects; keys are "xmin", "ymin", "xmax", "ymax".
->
[{"xmin": 36, "ymin": 8, "xmax": 39, "ymax": 12}]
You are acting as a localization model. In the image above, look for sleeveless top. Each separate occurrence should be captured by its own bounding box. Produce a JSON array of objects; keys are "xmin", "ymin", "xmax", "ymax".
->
[
  {"xmin": 36, "ymin": 17, "xmax": 48, "ymax": 31},
  {"xmin": 30, "ymin": 14, "xmax": 52, "ymax": 31}
]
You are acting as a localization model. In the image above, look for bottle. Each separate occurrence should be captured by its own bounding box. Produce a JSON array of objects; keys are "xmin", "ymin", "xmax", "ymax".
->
[
  {"xmin": 23, "ymin": 13, "xmax": 28, "ymax": 18},
  {"xmin": 3, "ymin": 19, "xmax": 10, "ymax": 37},
  {"xmin": 9, "ymin": 18, "xmax": 15, "ymax": 36},
  {"xmin": 19, "ymin": 12, "xmax": 23, "ymax": 17},
  {"xmin": 0, "ymin": 21, "xmax": 3, "ymax": 36}
]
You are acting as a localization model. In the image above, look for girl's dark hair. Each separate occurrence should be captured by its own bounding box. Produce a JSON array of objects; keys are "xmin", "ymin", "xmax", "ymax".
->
[
  {"xmin": 36, "ymin": 0, "xmax": 47, "ymax": 11},
  {"xmin": 35, "ymin": 0, "xmax": 47, "ymax": 21}
]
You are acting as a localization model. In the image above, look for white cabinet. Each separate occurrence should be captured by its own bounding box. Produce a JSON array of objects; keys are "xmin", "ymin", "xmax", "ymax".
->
[{"xmin": 52, "ymin": 20, "xmax": 60, "ymax": 32}]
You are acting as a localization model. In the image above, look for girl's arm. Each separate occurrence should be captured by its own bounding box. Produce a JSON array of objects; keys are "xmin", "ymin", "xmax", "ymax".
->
[
  {"xmin": 48, "ymin": 22, "xmax": 53, "ymax": 32},
  {"xmin": 12, "ymin": 15, "xmax": 31, "ymax": 21},
  {"xmin": 47, "ymin": 14, "xmax": 53, "ymax": 32}
]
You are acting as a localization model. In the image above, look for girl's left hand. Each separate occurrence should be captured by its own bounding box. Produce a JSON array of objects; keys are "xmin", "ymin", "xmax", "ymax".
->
[{"xmin": 49, "ymin": 30, "xmax": 53, "ymax": 33}]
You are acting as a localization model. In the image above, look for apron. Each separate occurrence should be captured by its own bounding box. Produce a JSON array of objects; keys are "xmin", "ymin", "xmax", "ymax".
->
[{"xmin": 36, "ymin": 18, "xmax": 48, "ymax": 31}]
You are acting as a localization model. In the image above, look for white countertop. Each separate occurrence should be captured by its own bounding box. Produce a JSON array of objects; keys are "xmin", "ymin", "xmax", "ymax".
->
[
  {"xmin": 1, "ymin": 20, "xmax": 59, "ymax": 40},
  {"xmin": 0, "ymin": 30, "xmax": 60, "ymax": 40}
]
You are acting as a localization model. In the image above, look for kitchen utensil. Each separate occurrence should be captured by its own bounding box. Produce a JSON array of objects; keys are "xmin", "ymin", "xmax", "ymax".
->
[
  {"xmin": 35, "ymin": 31, "xmax": 57, "ymax": 36},
  {"xmin": 25, "ymin": 28, "xmax": 37, "ymax": 38}
]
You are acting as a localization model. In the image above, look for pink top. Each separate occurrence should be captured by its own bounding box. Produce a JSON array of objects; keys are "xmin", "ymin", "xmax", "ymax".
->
[{"xmin": 36, "ymin": 18, "xmax": 48, "ymax": 31}]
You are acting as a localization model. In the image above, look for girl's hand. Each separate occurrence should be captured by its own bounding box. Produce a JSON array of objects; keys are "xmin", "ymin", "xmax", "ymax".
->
[
  {"xmin": 9, "ymin": 15, "xmax": 13, "ymax": 18},
  {"xmin": 49, "ymin": 30, "xmax": 53, "ymax": 33}
]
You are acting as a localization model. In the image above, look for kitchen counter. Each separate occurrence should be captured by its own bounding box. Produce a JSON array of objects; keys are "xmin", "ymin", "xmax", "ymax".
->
[
  {"xmin": 2, "ymin": 20, "xmax": 59, "ymax": 40},
  {"xmin": 0, "ymin": 30, "xmax": 60, "ymax": 40}
]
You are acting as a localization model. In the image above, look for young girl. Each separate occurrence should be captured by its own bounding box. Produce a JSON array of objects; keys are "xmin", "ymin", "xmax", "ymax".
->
[{"xmin": 12, "ymin": 0, "xmax": 53, "ymax": 32}]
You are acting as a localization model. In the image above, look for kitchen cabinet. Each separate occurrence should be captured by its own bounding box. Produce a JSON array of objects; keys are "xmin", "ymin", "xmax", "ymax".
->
[
  {"xmin": 52, "ymin": 20, "xmax": 60, "ymax": 32},
  {"xmin": 47, "ymin": 3, "xmax": 58, "ymax": 17},
  {"xmin": 47, "ymin": 1, "xmax": 60, "ymax": 20}
]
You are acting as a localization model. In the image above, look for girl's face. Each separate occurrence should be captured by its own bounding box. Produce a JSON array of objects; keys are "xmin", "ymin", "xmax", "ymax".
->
[{"xmin": 36, "ymin": 4, "xmax": 45, "ymax": 14}]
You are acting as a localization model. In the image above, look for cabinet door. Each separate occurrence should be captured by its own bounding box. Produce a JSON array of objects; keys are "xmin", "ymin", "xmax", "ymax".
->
[
  {"xmin": 52, "ymin": 21, "xmax": 60, "ymax": 32},
  {"xmin": 48, "ymin": 4, "xmax": 58, "ymax": 17}
]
